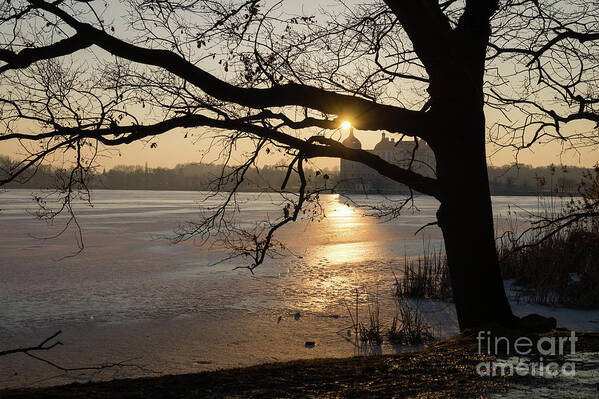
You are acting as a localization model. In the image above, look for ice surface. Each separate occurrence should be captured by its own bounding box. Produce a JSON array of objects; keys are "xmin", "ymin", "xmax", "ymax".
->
[{"xmin": 0, "ymin": 190, "xmax": 595, "ymax": 389}]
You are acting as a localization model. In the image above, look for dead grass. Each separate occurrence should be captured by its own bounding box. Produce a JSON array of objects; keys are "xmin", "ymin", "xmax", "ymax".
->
[
  {"xmin": 498, "ymin": 228, "xmax": 599, "ymax": 308},
  {"xmin": 394, "ymin": 248, "xmax": 452, "ymax": 301},
  {"xmin": 387, "ymin": 298, "xmax": 435, "ymax": 346},
  {"xmin": 344, "ymin": 289, "xmax": 384, "ymax": 347},
  {"xmin": 497, "ymin": 168, "xmax": 599, "ymax": 308},
  {"xmin": 345, "ymin": 288, "xmax": 436, "ymax": 349}
]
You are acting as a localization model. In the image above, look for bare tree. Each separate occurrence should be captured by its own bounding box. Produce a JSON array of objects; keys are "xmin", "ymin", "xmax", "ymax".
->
[{"xmin": 1, "ymin": 0, "xmax": 598, "ymax": 331}]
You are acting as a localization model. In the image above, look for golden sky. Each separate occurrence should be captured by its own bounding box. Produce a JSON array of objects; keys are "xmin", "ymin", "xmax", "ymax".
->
[
  {"xmin": 2, "ymin": 124, "xmax": 595, "ymax": 171},
  {"xmin": 1, "ymin": 1, "xmax": 597, "ymax": 171}
]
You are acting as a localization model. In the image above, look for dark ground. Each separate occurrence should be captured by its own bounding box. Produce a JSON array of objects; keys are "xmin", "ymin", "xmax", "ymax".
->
[{"xmin": 2, "ymin": 331, "xmax": 598, "ymax": 399}]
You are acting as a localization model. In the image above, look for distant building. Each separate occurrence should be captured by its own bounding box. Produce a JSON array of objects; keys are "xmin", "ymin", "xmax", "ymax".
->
[{"xmin": 339, "ymin": 128, "xmax": 436, "ymax": 193}]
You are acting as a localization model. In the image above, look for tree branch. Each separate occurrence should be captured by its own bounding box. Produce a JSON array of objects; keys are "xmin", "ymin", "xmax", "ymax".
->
[
  {"xmin": 0, "ymin": 33, "xmax": 92, "ymax": 74},
  {"xmin": 26, "ymin": 0, "xmax": 433, "ymax": 138},
  {"xmin": 0, "ymin": 331, "xmax": 62, "ymax": 357},
  {"xmin": 1, "ymin": 110, "xmax": 440, "ymax": 197}
]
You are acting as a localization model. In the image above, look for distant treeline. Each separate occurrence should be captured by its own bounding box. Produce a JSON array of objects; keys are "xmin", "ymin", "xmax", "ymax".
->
[
  {"xmin": 0, "ymin": 156, "xmax": 334, "ymax": 192},
  {"xmin": 487, "ymin": 164, "xmax": 591, "ymax": 195},
  {"xmin": 1, "ymin": 155, "xmax": 594, "ymax": 195}
]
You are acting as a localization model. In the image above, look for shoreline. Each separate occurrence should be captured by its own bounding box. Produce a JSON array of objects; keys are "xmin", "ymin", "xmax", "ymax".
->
[
  {"xmin": 3, "ymin": 331, "xmax": 598, "ymax": 398},
  {"xmin": 0, "ymin": 334, "xmax": 507, "ymax": 398}
]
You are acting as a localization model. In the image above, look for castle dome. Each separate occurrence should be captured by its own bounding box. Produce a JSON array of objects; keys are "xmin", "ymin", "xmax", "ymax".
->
[
  {"xmin": 374, "ymin": 132, "xmax": 395, "ymax": 151},
  {"xmin": 342, "ymin": 128, "xmax": 361, "ymax": 149}
]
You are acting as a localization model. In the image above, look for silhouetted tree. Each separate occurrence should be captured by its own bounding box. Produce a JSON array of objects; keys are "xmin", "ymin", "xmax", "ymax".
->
[{"xmin": 2, "ymin": 0, "xmax": 598, "ymax": 330}]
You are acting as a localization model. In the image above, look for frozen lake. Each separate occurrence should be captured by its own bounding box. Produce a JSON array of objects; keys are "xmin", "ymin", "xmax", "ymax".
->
[{"xmin": 1, "ymin": 189, "xmax": 596, "ymax": 388}]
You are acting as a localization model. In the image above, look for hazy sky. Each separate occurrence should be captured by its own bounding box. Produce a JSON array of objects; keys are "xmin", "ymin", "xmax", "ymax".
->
[
  {"xmin": 3, "ymin": 124, "xmax": 594, "ymax": 171},
  {"xmin": 2, "ymin": 115, "xmax": 597, "ymax": 171},
  {"xmin": 111, "ymin": 127, "xmax": 592, "ymax": 170},
  {"xmin": 1, "ymin": 0, "xmax": 597, "ymax": 170}
]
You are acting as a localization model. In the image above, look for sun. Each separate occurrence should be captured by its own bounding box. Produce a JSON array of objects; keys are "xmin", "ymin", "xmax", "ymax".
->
[{"xmin": 340, "ymin": 121, "xmax": 352, "ymax": 130}]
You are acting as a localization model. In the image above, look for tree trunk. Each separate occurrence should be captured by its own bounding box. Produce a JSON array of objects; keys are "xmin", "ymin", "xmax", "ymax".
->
[{"xmin": 432, "ymin": 106, "xmax": 516, "ymax": 331}]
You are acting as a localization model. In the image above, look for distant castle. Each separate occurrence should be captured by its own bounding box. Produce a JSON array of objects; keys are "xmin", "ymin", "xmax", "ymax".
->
[{"xmin": 339, "ymin": 128, "xmax": 436, "ymax": 193}]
